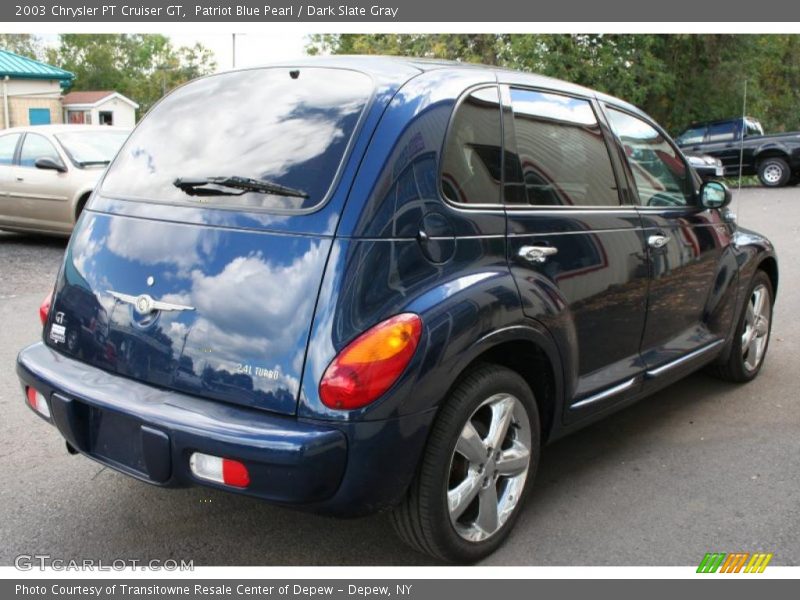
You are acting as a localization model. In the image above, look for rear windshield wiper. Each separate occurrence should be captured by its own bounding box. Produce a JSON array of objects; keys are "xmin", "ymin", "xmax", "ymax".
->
[{"xmin": 173, "ymin": 175, "xmax": 309, "ymax": 199}]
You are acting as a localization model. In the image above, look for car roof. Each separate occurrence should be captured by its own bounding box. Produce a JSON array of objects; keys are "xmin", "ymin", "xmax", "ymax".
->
[
  {"xmin": 223, "ymin": 54, "xmax": 651, "ymax": 121},
  {"xmin": 0, "ymin": 124, "xmax": 131, "ymax": 135},
  {"xmin": 683, "ymin": 116, "xmax": 760, "ymax": 129}
]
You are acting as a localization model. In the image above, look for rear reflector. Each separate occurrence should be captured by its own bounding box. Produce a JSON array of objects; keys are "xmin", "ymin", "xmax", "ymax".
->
[
  {"xmin": 189, "ymin": 452, "xmax": 250, "ymax": 488},
  {"xmin": 25, "ymin": 386, "xmax": 51, "ymax": 419}
]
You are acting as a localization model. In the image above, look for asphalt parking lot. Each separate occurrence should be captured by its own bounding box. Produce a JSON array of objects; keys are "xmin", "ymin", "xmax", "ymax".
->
[{"xmin": 1, "ymin": 187, "xmax": 798, "ymax": 567}]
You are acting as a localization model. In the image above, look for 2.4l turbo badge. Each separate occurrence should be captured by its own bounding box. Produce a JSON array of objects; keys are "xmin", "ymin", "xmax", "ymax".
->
[{"xmin": 234, "ymin": 363, "xmax": 280, "ymax": 381}]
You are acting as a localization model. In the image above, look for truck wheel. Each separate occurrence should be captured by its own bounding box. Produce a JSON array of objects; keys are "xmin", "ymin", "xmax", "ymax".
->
[
  {"xmin": 709, "ymin": 270, "xmax": 773, "ymax": 383},
  {"xmin": 391, "ymin": 364, "xmax": 540, "ymax": 563},
  {"xmin": 758, "ymin": 158, "xmax": 790, "ymax": 187}
]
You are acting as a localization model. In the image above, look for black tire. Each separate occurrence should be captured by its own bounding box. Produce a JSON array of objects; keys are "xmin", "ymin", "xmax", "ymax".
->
[
  {"xmin": 391, "ymin": 364, "xmax": 541, "ymax": 563},
  {"xmin": 710, "ymin": 270, "xmax": 774, "ymax": 383},
  {"xmin": 74, "ymin": 194, "xmax": 91, "ymax": 223},
  {"xmin": 757, "ymin": 157, "xmax": 791, "ymax": 187}
]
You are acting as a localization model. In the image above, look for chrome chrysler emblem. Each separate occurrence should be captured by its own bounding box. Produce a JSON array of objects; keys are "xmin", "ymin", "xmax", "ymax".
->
[
  {"xmin": 135, "ymin": 294, "xmax": 154, "ymax": 314},
  {"xmin": 107, "ymin": 290, "xmax": 195, "ymax": 315}
]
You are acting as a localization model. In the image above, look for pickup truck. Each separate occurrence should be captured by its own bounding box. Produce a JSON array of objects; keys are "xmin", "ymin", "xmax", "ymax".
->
[{"xmin": 675, "ymin": 116, "xmax": 800, "ymax": 187}]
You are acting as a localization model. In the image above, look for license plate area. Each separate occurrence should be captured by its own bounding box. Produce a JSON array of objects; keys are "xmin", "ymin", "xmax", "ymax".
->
[{"xmin": 88, "ymin": 405, "xmax": 149, "ymax": 476}]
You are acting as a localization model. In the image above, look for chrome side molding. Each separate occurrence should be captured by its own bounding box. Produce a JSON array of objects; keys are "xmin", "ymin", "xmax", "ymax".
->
[
  {"xmin": 570, "ymin": 377, "xmax": 638, "ymax": 410},
  {"xmin": 645, "ymin": 339, "xmax": 724, "ymax": 378}
]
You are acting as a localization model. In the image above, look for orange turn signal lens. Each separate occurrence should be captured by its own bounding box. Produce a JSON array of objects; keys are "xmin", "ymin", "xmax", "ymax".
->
[{"xmin": 319, "ymin": 313, "xmax": 422, "ymax": 410}]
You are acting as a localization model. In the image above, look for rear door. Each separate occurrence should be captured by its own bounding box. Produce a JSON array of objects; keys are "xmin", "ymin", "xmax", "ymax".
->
[
  {"xmin": 0, "ymin": 132, "xmax": 23, "ymax": 225},
  {"xmin": 602, "ymin": 105, "xmax": 737, "ymax": 378},
  {"xmin": 501, "ymin": 86, "xmax": 650, "ymax": 421}
]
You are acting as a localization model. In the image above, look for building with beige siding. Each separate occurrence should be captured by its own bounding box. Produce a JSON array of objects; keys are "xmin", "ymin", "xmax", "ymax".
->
[{"xmin": 0, "ymin": 49, "xmax": 74, "ymax": 129}]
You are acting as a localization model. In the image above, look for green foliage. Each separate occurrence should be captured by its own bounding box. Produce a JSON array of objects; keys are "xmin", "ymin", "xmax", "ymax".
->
[
  {"xmin": 307, "ymin": 34, "xmax": 800, "ymax": 135},
  {"xmin": 45, "ymin": 34, "xmax": 216, "ymax": 115},
  {"xmin": 0, "ymin": 34, "xmax": 44, "ymax": 60}
]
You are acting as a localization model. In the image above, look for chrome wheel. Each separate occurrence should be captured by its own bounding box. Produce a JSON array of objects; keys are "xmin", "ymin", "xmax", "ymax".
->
[
  {"xmin": 763, "ymin": 164, "xmax": 784, "ymax": 184},
  {"xmin": 447, "ymin": 393, "xmax": 532, "ymax": 542},
  {"xmin": 742, "ymin": 283, "xmax": 771, "ymax": 373}
]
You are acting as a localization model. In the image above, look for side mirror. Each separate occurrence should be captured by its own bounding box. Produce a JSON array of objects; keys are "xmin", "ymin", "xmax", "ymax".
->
[
  {"xmin": 34, "ymin": 156, "xmax": 67, "ymax": 173},
  {"xmin": 700, "ymin": 180, "xmax": 731, "ymax": 209}
]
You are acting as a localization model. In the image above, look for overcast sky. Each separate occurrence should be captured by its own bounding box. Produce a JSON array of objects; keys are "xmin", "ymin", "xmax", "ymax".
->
[
  {"xmin": 39, "ymin": 32, "xmax": 311, "ymax": 71},
  {"xmin": 170, "ymin": 32, "xmax": 310, "ymax": 70}
]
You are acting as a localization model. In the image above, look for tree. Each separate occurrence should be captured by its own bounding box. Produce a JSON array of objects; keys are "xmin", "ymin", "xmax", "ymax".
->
[
  {"xmin": 307, "ymin": 34, "xmax": 800, "ymax": 134},
  {"xmin": 307, "ymin": 34, "xmax": 507, "ymax": 65},
  {"xmin": 46, "ymin": 34, "xmax": 217, "ymax": 115},
  {"xmin": 0, "ymin": 34, "xmax": 44, "ymax": 60}
]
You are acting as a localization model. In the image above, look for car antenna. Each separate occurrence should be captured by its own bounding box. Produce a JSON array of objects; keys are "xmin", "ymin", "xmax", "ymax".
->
[{"xmin": 736, "ymin": 79, "xmax": 748, "ymax": 225}]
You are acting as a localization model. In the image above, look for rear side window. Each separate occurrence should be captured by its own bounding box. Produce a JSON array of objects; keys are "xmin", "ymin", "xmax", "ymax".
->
[
  {"xmin": 100, "ymin": 68, "xmax": 373, "ymax": 212},
  {"xmin": 0, "ymin": 133, "xmax": 20, "ymax": 165},
  {"xmin": 605, "ymin": 107, "xmax": 692, "ymax": 207},
  {"xmin": 506, "ymin": 89, "xmax": 619, "ymax": 207},
  {"xmin": 441, "ymin": 86, "xmax": 503, "ymax": 205},
  {"xmin": 706, "ymin": 122, "xmax": 736, "ymax": 143},
  {"xmin": 19, "ymin": 133, "xmax": 61, "ymax": 168}
]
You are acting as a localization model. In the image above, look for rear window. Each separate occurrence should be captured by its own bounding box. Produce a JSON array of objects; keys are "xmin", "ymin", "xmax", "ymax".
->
[
  {"xmin": 100, "ymin": 68, "xmax": 373, "ymax": 212},
  {"xmin": 745, "ymin": 119, "xmax": 763, "ymax": 137}
]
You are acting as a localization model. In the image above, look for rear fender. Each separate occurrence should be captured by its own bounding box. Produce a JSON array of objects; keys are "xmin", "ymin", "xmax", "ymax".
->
[{"xmin": 298, "ymin": 236, "xmax": 563, "ymax": 421}]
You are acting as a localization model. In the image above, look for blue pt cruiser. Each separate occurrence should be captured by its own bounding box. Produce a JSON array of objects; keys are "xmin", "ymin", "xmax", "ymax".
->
[{"xmin": 17, "ymin": 57, "xmax": 777, "ymax": 562}]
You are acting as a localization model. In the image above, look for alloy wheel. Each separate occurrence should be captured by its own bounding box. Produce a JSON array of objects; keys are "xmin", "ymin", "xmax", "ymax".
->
[
  {"xmin": 447, "ymin": 393, "xmax": 532, "ymax": 542},
  {"xmin": 741, "ymin": 283, "xmax": 771, "ymax": 373}
]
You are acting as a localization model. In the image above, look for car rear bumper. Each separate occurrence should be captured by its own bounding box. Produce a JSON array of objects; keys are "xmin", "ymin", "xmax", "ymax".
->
[
  {"xmin": 17, "ymin": 342, "xmax": 436, "ymax": 516},
  {"xmin": 17, "ymin": 342, "xmax": 350, "ymax": 506}
]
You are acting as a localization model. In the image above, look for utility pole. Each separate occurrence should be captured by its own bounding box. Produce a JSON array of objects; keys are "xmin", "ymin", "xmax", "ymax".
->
[{"xmin": 232, "ymin": 33, "xmax": 236, "ymax": 69}]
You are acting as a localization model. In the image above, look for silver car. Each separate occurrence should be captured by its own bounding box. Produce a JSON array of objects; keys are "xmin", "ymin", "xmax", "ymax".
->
[
  {"xmin": 686, "ymin": 152, "xmax": 725, "ymax": 181},
  {"xmin": 0, "ymin": 125, "xmax": 130, "ymax": 235}
]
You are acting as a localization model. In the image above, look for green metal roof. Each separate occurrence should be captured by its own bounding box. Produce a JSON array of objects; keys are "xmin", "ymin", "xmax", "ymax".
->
[{"xmin": 0, "ymin": 49, "xmax": 73, "ymax": 81}]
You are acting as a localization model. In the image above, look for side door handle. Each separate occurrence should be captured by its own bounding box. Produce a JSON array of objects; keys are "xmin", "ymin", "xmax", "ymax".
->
[
  {"xmin": 648, "ymin": 234, "xmax": 670, "ymax": 249},
  {"xmin": 518, "ymin": 245, "xmax": 558, "ymax": 264}
]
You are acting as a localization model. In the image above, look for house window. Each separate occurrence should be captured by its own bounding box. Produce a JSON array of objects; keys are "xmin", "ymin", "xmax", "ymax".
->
[
  {"xmin": 99, "ymin": 111, "xmax": 113, "ymax": 125},
  {"xmin": 67, "ymin": 110, "xmax": 90, "ymax": 124}
]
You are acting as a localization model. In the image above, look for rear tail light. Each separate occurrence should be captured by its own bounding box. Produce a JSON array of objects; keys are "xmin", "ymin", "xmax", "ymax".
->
[
  {"xmin": 189, "ymin": 452, "xmax": 250, "ymax": 488},
  {"xmin": 39, "ymin": 292, "xmax": 53, "ymax": 326},
  {"xmin": 25, "ymin": 386, "xmax": 51, "ymax": 419},
  {"xmin": 319, "ymin": 313, "xmax": 422, "ymax": 410}
]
